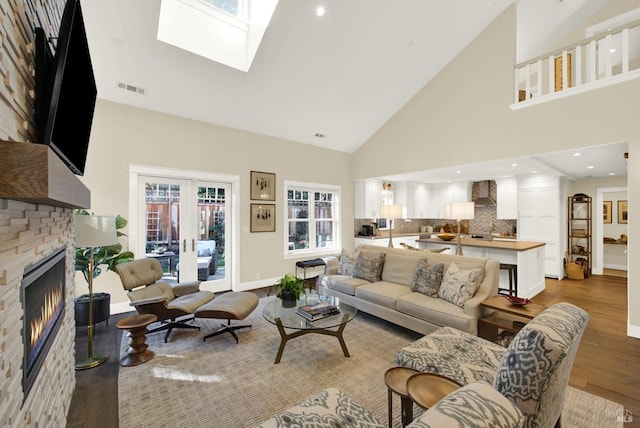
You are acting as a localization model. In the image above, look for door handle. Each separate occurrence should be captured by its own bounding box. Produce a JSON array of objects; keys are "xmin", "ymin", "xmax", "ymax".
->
[
  {"xmin": 183, "ymin": 239, "xmax": 186, "ymax": 252},
  {"xmin": 192, "ymin": 239, "xmax": 195, "ymax": 252}
]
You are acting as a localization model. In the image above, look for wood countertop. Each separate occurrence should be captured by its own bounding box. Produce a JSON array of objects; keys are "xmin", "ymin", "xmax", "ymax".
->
[{"xmin": 416, "ymin": 237, "xmax": 545, "ymax": 251}]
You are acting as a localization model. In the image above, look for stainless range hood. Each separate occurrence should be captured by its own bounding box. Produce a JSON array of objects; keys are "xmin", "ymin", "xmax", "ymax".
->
[{"xmin": 473, "ymin": 181, "xmax": 496, "ymax": 206}]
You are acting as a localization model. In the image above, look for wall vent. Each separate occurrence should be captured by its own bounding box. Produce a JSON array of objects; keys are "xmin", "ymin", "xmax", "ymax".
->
[{"xmin": 117, "ymin": 82, "xmax": 145, "ymax": 95}]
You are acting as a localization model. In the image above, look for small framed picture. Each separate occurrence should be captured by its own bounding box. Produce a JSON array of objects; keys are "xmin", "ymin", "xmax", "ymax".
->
[
  {"xmin": 250, "ymin": 171, "xmax": 276, "ymax": 201},
  {"xmin": 618, "ymin": 200, "xmax": 628, "ymax": 224},
  {"xmin": 250, "ymin": 204, "xmax": 276, "ymax": 232},
  {"xmin": 603, "ymin": 201, "xmax": 612, "ymax": 224}
]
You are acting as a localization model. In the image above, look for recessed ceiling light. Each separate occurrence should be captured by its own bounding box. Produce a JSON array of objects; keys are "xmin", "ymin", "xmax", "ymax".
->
[
  {"xmin": 572, "ymin": 152, "xmax": 582, "ymax": 157},
  {"xmin": 531, "ymin": 170, "xmax": 538, "ymax": 174},
  {"xmin": 511, "ymin": 163, "xmax": 518, "ymax": 167},
  {"xmin": 608, "ymin": 172, "xmax": 616, "ymax": 176},
  {"xmin": 316, "ymin": 5, "xmax": 325, "ymax": 16},
  {"xmin": 456, "ymin": 170, "xmax": 462, "ymax": 174},
  {"xmin": 587, "ymin": 165, "xmax": 595, "ymax": 169},
  {"xmin": 610, "ymin": 47, "xmax": 617, "ymax": 53}
]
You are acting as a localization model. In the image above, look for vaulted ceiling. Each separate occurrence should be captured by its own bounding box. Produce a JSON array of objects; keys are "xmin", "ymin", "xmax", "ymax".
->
[{"xmin": 81, "ymin": 0, "xmax": 627, "ymax": 181}]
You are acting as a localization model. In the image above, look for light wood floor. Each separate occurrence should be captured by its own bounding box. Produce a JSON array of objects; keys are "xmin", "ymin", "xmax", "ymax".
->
[
  {"xmin": 67, "ymin": 276, "xmax": 640, "ymax": 427},
  {"xmin": 532, "ymin": 274, "xmax": 640, "ymax": 427}
]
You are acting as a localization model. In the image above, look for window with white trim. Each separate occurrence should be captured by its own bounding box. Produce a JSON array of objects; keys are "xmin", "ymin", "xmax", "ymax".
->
[{"xmin": 285, "ymin": 181, "xmax": 340, "ymax": 255}]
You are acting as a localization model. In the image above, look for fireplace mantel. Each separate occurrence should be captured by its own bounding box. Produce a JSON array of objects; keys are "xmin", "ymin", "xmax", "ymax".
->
[{"xmin": 0, "ymin": 140, "xmax": 90, "ymax": 209}]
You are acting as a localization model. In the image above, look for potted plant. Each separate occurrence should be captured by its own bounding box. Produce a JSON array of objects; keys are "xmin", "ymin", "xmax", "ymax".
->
[
  {"xmin": 270, "ymin": 273, "xmax": 307, "ymax": 308},
  {"xmin": 74, "ymin": 210, "xmax": 135, "ymax": 326}
]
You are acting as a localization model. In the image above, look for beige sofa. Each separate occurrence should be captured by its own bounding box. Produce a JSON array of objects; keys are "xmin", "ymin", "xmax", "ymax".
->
[{"xmin": 319, "ymin": 244, "xmax": 499, "ymax": 335}]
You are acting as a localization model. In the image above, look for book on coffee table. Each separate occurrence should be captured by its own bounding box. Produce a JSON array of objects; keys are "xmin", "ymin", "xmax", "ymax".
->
[{"xmin": 296, "ymin": 302, "xmax": 340, "ymax": 321}]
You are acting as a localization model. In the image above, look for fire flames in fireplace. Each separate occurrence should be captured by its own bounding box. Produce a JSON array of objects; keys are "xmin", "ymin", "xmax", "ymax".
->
[
  {"xmin": 29, "ymin": 282, "xmax": 63, "ymax": 358},
  {"xmin": 21, "ymin": 247, "xmax": 66, "ymax": 401}
]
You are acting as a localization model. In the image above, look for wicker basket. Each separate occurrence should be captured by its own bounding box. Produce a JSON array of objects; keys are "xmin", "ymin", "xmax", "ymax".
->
[
  {"xmin": 564, "ymin": 251, "xmax": 585, "ymax": 280},
  {"xmin": 565, "ymin": 262, "xmax": 585, "ymax": 280}
]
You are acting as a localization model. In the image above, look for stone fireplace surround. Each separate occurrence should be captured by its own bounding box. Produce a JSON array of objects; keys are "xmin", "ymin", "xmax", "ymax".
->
[{"xmin": 0, "ymin": 201, "xmax": 76, "ymax": 427}]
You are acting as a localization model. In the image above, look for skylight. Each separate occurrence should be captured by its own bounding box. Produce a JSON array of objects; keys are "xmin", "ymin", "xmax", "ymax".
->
[
  {"xmin": 203, "ymin": 0, "xmax": 241, "ymax": 18},
  {"xmin": 157, "ymin": 0, "xmax": 279, "ymax": 72}
]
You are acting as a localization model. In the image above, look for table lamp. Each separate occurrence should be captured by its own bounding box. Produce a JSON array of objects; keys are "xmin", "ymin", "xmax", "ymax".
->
[
  {"xmin": 380, "ymin": 204, "xmax": 403, "ymax": 248},
  {"xmin": 448, "ymin": 202, "xmax": 475, "ymax": 256},
  {"xmin": 74, "ymin": 215, "xmax": 118, "ymax": 370}
]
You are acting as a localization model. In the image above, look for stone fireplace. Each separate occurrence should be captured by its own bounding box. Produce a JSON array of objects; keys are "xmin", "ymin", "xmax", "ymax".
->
[
  {"xmin": 21, "ymin": 247, "xmax": 66, "ymax": 401},
  {"xmin": 0, "ymin": 201, "xmax": 79, "ymax": 427},
  {"xmin": 0, "ymin": 0, "xmax": 89, "ymax": 424}
]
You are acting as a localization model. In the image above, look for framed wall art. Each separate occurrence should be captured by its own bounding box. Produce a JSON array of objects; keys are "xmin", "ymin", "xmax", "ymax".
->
[
  {"xmin": 250, "ymin": 171, "xmax": 276, "ymax": 201},
  {"xmin": 603, "ymin": 201, "xmax": 612, "ymax": 224},
  {"xmin": 618, "ymin": 200, "xmax": 628, "ymax": 224},
  {"xmin": 250, "ymin": 203, "xmax": 276, "ymax": 232}
]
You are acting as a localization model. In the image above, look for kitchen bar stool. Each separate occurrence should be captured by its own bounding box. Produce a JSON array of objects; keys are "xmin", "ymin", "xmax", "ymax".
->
[{"xmin": 498, "ymin": 263, "xmax": 517, "ymax": 296}]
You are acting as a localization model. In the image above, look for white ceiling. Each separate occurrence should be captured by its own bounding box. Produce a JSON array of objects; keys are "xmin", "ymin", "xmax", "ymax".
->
[{"xmin": 80, "ymin": 0, "xmax": 627, "ymax": 183}]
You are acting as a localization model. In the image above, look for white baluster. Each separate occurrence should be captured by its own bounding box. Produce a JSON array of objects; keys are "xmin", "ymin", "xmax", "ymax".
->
[
  {"xmin": 622, "ymin": 28, "xmax": 629, "ymax": 74},
  {"xmin": 548, "ymin": 55, "xmax": 555, "ymax": 93},
  {"xmin": 575, "ymin": 45, "xmax": 582, "ymax": 86}
]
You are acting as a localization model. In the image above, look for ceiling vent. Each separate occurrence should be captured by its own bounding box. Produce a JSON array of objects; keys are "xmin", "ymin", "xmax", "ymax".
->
[
  {"xmin": 473, "ymin": 180, "xmax": 496, "ymax": 207},
  {"xmin": 118, "ymin": 82, "xmax": 145, "ymax": 95}
]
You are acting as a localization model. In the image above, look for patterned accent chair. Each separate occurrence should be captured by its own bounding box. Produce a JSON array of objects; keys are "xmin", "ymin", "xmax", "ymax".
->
[
  {"xmin": 395, "ymin": 302, "xmax": 590, "ymax": 428},
  {"xmin": 256, "ymin": 385, "xmax": 524, "ymax": 428}
]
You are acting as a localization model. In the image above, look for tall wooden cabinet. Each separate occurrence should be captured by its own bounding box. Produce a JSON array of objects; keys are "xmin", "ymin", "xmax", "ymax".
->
[{"xmin": 567, "ymin": 193, "xmax": 592, "ymax": 276}]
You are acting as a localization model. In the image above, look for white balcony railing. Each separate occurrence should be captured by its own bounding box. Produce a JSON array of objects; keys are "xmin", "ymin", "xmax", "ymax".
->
[{"xmin": 512, "ymin": 18, "xmax": 640, "ymax": 108}]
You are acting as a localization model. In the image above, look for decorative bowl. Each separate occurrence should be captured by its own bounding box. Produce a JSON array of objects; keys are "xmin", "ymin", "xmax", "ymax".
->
[
  {"xmin": 436, "ymin": 233, "xmax": 456, "ymax": 241},
  {"xmin": 505, "ymin": 295, "xmax": 532, "ymax": 306}
]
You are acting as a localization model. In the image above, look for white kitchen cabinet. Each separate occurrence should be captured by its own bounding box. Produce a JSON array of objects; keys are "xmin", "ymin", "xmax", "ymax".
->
[
  {"xmin": 428, "ymin": 182, "xmax": 470, "ymax": 218},
  {"xmin": 355, "ymin": 180, "xmax": 382, "ymax": 219},
  {"xmin": 517, "ymin": 175, "xmax": 565, "ymax": 278},
  {"xmin": 395, "ymin": 182, "xmax": 430, "ymax": 219},
  {"xmin": 392, "ymin": 235, "xmax": 420, "ymax": 248},
  {"xmin": 496, "ymin": 178, "xmax": 518, "ymax": 219}
]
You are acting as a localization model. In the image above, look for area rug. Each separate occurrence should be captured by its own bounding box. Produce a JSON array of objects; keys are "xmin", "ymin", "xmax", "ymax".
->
[{"xmin": 118, "ymin": 298, "xmax": 623, "ymax": 428}]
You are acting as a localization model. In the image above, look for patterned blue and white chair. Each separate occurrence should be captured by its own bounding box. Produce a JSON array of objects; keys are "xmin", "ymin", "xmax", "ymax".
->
[
  {"xmin": 395, "ymin": 302, "xmax": 589, "ymax": 428},
  {"xmin": 256, "ymin": 384, "xmax": 524, "ymax": 428}
]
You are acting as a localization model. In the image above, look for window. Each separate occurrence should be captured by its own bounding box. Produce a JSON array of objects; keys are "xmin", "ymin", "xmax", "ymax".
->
[
  {"xmin": 202, "ymin": 0, "xmax": 241, "ymax": 17},
  {"xmin": 285, "ymin": 181, "xmax": 340, "ymax": 255}
]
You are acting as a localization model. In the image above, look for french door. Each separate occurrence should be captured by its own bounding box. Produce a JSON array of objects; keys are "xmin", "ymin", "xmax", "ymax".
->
[{"xmin": 130, "ymin": 167, "xmax": 234, "ymax": 292}]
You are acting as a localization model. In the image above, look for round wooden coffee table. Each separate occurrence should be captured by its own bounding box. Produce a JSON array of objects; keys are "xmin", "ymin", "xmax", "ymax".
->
[
  {"xmin": 384, "ymin": 367, "xmax": 419, "ymax": 427},
  {"xmin": 116, "ymin": 314, "xmax": 157, "ymax": 367},
  {"xmin": 406, "ymin": 373, "xmax": 461, "ymax": 410}
]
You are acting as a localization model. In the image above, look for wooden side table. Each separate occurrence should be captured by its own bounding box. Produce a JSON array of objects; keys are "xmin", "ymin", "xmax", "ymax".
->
[
  {"xmin": 406, "ymin": 373, "xmax": 461, "ymax": 410},
  {"xmin": 116, "ymin": 314, "xmax": 157, "ymax": 367},
  {"xmin": 384, "ymin": 366, "xmax": 418, "ymax": 427},
  {"xmin": 478, "ymin": 295, "xmax": 546, "ymax": 342}
]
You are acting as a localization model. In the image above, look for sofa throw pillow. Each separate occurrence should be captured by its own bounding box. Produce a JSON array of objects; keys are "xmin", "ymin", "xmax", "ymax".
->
[
  {"xmin": 353, "ymin": 251, "xmax": 385, "ymax": 282},
  {"xmin": 411, "ymin": 259, "xmax": 444, "ymax": 296},
  {"xmin": 337, "ymin": 248, "xmax": 358, "ymax": 276},
  {"xmin": 438, "ymin": 262, "xmax": 483, "ymax": 307}
]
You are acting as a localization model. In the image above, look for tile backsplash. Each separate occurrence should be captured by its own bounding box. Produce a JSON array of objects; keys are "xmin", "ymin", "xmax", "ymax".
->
[{"xmin": 355, "ymin": 181, "xmax": 517, "ymax": 236}]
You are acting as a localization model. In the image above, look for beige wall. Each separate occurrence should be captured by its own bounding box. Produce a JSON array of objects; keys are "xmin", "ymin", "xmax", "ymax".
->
[
  {"xmin": 80, "ymin": 100, "xmax": 353, "ymax": 305},
  {"xmin": 352, "ymin": 6, "xmax": 640, "ymax": 335}
]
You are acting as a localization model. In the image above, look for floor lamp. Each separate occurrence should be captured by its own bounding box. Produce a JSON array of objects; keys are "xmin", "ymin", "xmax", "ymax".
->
[
  {"xmin": 74, "ymin": 215, "xmax": 118, "ymax": 370},
  {"xmin": 380, "ymin": 204, "xmax": 403, "ymax": 248},
  {"xmin": 448, "ymin": 202, "xmax": 475, "ymax": 256}
]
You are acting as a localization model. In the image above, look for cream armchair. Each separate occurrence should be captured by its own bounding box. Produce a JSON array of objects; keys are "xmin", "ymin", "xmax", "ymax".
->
[{"xmin": 116, "ymin": 258, "xmax": 215, "ymax": 342}]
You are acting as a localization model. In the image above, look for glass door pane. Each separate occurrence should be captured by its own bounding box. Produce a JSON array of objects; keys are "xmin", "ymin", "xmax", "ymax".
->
[
  {"xmin": 195, "ymin": 182, "xmax": 229, "ymax": 288},
  {"xmin": 143, "ymin": 180, "xmax": 183, "ymax": 284}
]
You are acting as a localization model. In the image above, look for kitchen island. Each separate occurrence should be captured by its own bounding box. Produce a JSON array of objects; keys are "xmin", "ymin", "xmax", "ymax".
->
[{"xmin": 416, "ymin": 236, "xmax": 546, "ymax": 299}]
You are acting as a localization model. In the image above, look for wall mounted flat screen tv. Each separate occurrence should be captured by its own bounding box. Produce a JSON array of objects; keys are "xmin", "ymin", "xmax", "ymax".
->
[{"xmin": 35, "ymin": 0, "xmax": 96, "ymax": 176}]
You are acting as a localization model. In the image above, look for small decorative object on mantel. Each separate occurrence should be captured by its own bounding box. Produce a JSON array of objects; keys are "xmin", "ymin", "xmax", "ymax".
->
[{"xmin": 250, "ymin": 170, "xmax": 276, "ymax": 201}]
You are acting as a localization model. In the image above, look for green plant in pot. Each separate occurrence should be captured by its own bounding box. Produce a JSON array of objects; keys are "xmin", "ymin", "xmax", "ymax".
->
[
  {"xmin": 271, "ymin": 273, "xmax": 307, "ymax": 308},
  {"xmin": 74, "ymin": 210, "xmax": 135, "ymax": 326}
]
